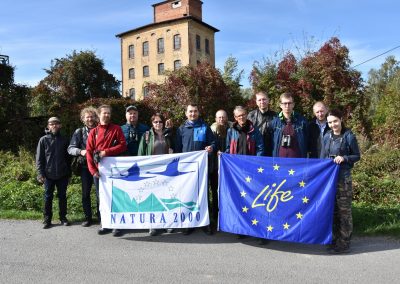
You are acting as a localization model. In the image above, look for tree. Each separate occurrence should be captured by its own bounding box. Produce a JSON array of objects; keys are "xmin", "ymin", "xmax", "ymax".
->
[
  {"xmin": 368, "ymin": 57, "xmax": 400, "ymax": 146},
  {"xmin": 145, "ymin": 62, "xmax": 243, "ymax": 123},
  {"xmin": 0, "ymin": 63, "xmax": 31, "ymax": 151},
  {"xmin": 249, "ymin": 37, "xmax": 368, "ymax": 135},
  {"xmin": 30, "ymin": 50, "xmax": 120, "ymax": 116}
]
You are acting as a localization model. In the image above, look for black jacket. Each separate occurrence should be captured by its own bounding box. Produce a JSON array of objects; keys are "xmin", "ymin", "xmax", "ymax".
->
[
  {"xmin": 307, "ymin": 118, "xmax": 330, "ymax": 158},
  {"xmin": 247, "ymin": 109, "xmax": 276, "ymax": 156},
  {"xmin": 36, "ymin": 130, "xmax": 71, "ymax": 180}
]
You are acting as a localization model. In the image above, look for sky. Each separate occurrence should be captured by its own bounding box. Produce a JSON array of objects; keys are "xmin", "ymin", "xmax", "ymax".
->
[{"xmin": 1, "ymin": 0, "xmax": 400, "ymax": 88}]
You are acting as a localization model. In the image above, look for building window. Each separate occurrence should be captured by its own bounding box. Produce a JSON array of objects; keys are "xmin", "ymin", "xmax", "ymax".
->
[
  {"xmin": 205, "ymin": 39, "xmax": 210, "ymax": 54},
  {"xmin": 196, "ymin": 35, "xmax": 201, "ymax": 51},
  {"xmin": 174, "ymin": 60, "xmax": 182, "ymax": 71},
  {"xmin": 173, "ymin": 34, "xmax": 181, "ymax": 50},
  {"xmin": 172, "ymin": 1, "xmax": 181, "ymax": 8},
  {"xmin": 129, "ymin": 88, "xmax": 135, "ymax": 100},
  {"xmin": 143, "ymin": 66, "xmax": 149, "ymax": 77},
  {"xmin": 143, "ymin": 86, "xmax": 149, "ymax": 98},
  {"xmin": 157, "ymin": 38, "xmax": 164, "ymax": 54},
  {"xmin": 158, "ymin": 63, "xmax": 165, "ymax": 75},
  {"xmin": 128, "ymin": 68, "xmax": 135, "ymax": 79},
  {"xmin": 143, "ymin": 41, "xmax": 149, "ymax": 56},
  {"xmin": 128, "ymin": 45, "xmax": 134, "ymax": 59}
]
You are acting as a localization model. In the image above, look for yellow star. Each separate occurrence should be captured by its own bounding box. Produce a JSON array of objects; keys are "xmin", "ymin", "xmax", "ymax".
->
[
  {"xmin": 266, "ymin": 225, "xmax": 273, "ymax": 232},
  {"xmin": 242, "ymin": 206, "xmax": 249, "ymax": 213},
  {"xmin": 302, "ymin": 196, "xmax": 309, "ymax": 204},
  {"xmin": 257, "ymin": 167, "xmax": 264, "ymax": 173},
  {"xmin": 251, "ymin": 218, "xmax": 259, "ymax": 226},
  {"xmin": 299, "ymin": 180, "xmax": 306, "ymax": 187},
  {"xmin": 296, "ymin": 212, "xmax": 303, "ymax": 219},
  {"xmin": 240, "ymin": 190, "xmax": 247, "ymax": 197},
  {"xmin": 283, "ymin": 222, "xmax": 290, "ymax": 230},
  {"xmin": 273, "ymin": 164, "xmax": 280, "ymax": 171},
  {"xmin": 245, "ymin": 176, "xmax": 252, "ymax": 183},
  {"xmin": 288, "ymin": 169, "xmax": 295, "ymax": 175}
]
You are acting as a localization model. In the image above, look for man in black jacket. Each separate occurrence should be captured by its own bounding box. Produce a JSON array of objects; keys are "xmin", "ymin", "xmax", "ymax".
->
[
  {"xmin": 36, "ymin": 117, "xmax": 71, "ymax": 229},
  {"xmin": 247, "ymin": 91, "xmax": 276, "ymax": 156},
  {"xmin": 308, "ymin": 101, "xmax": 330, "ymax": 158}
]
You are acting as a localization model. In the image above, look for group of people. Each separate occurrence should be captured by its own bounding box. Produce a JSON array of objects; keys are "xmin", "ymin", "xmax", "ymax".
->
[{"xmin": 35, "ymin": 91, "xmax": 360, "ymax": 254}]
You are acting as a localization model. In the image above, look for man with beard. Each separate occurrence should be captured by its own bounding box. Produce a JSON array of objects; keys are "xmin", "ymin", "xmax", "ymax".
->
[
  {"xmin": 36, "ymin": 117, "xmax": 71, "ymax": 229},
  {"xmin": 68, "ymin": 107, "xmax": 99, "ymax": 227},
  {"xmin": 247, "ymin": 91, "xmax": 276, "ymax": 156},
  {"xmin": 209, "ymin": 110, "xmax": 232, "ymax": 230},
  {"xmin": 86, "ymin": 105, "xmax": 127, "ymax": 237}
]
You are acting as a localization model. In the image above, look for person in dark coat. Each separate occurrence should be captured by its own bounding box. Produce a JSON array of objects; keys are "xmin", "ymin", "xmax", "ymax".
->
[
  {"xmin": 308, "ymin": 101, "xmax": 330, "ymax": 158},
  {"xmin": 36, "ymin": 117, "xmax": 71, "ymax": 229},
  {"xmin": 321, "ymin": 109, "xmax": 360, "ymax": 254}
]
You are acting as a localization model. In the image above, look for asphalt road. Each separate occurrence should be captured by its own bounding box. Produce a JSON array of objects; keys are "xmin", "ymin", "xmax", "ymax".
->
[{"xmin": 1, "ymin": 220, "xmax": 399, "ymax": 283}]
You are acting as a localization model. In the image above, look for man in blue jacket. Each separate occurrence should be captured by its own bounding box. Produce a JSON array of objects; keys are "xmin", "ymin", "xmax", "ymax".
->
[
  {"xmin": 270, "ymin": 92, "xmax": 308, "ymax": 158},
  {"xmin": 175, "ymin": 103, "xmax": 216, "ymax": 235}
]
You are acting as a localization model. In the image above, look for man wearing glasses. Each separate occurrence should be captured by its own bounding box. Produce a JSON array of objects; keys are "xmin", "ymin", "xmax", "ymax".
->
[{"xmin": 270, "ymin": 92, "xmax": 308, "ymax": 158}]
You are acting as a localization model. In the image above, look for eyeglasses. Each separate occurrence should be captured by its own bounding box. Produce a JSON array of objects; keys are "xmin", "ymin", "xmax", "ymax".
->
[
  {"xmin": 153, "ymin": 121, "xmax": 163, "ymax": 124},
  {"xmin": 280, "ymin": 102, "xmax": 293, "ymax": 106}
]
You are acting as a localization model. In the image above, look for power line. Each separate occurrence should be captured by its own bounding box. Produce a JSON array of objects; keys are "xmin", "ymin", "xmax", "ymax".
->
[{"xmin": 353, "ymin": 45, "xmax": 400, "ymax": 68}]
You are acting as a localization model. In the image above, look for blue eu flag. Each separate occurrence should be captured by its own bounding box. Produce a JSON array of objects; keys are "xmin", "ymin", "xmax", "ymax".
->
[{"xmin": 219, "ymin": 154, "xmax": 339, "ymax": 245}]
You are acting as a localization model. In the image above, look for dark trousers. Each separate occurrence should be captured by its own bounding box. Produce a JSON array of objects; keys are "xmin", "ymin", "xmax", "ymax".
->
[
  {"xmin": 43, "ymin": 176, "xmax": 69, "ymax": 222},
  {"xmin": 81, "ymin": 167, "xmax": 99, "ymax": 220},
  {"xmin": 209, "ymin": 171, "xmax": 219, "ymax": 228}
]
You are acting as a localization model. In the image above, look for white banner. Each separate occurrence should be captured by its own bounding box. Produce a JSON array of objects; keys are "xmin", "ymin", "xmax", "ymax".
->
[{"xmin": 98, "ymin": 151, "xmax": 209, "ymax": 229}]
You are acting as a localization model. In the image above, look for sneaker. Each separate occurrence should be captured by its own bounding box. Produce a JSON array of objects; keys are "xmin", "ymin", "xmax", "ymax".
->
[
  {"xmin": 60, "ymin": 219, "xmax": 71, "ymax": 226},
  {"xmin": 81, "ymin": 220, "xmax": 92, "ymax": 227},
  {"xmin": 43, "ymin": 222, "xmax": 52, "ymax": 229},
  {"xmin": 328, "ymin": 245, "xmax": 351, "ymax": 254},
  {"xmin": 112, "ymin": 229, "xmax": 123, "ymax": 237},
  {"xmin": 97, "ymin": 228, "xmax": 112, "ymax": 235},
  {"xmin": 149, "ymin": 229, "xmax": 159, "ymax": 236},
  {"xmin": 182, "ymin": 228, "xmax": 195, "ymax": 235}
]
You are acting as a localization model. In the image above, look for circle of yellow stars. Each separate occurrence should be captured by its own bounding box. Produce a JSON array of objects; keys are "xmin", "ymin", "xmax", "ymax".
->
[{"xmin": 239, "ymin": 163, "xmax": 310, "ymax": 234}]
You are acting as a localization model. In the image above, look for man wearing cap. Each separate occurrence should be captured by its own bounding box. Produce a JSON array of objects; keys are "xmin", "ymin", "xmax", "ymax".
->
[
  {"xmin": 36, "ymin": 117, "xmax": 71, "ymax": 229},
  {"xmin": 121, "ymin": 105, "xmax": 150, "ymax": 156},
  {"xmin": 86, "ymin": 105, "xmax": 127, "ymax": 236}
]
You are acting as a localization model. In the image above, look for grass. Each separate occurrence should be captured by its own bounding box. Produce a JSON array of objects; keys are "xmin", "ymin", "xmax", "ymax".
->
[{"xmin": 353, "ymin": 202, "xmax": 400, "ymax": 237}]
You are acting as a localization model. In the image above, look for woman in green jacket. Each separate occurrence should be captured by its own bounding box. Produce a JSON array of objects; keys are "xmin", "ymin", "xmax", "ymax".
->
[{"xmin": 138, "ymin": 113, "xmax": 174, "ymax": 236}]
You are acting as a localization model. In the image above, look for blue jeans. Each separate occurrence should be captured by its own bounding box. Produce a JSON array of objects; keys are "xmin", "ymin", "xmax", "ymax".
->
[
  {"xmin": 43, "ymin": 176, "xmax": 69, "ymax": 222},
  {"xmin": 81, "ymin": 167, "xmax": 99, "ymax": 220}
]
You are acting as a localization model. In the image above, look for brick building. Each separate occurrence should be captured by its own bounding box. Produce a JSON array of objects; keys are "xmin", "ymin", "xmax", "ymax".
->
[{"xmin": 116, "ymin": 0, "xmax": 219, "ymax": 100}]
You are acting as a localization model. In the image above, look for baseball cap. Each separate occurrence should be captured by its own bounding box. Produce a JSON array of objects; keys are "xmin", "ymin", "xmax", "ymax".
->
[
  {"xmin": 126, "ymin": 105, "xmax": 138, "ymax": 112},
  {"xmin": 48, "ymin": 117, "xmax": 61, "ymax": 124}
]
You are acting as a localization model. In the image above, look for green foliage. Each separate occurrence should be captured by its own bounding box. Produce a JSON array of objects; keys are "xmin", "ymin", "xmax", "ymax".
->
[
  {"xmin": 353, "ymin": 203, "xmax": 400, "ymax": 236},
  {"xmin": 0, "ymin": 149, "xmax": 96, "ymax": 217},
  {"xmin": 368, "ymin": 57, "xmax": 400, "ymax": 146},
  {"xmin": 353, "ymin": 146, "xmax": 400, "ymax": 205},
  {"xmin": 30, "ymin": 50, "xmax": 121, "ymax": 117}
]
